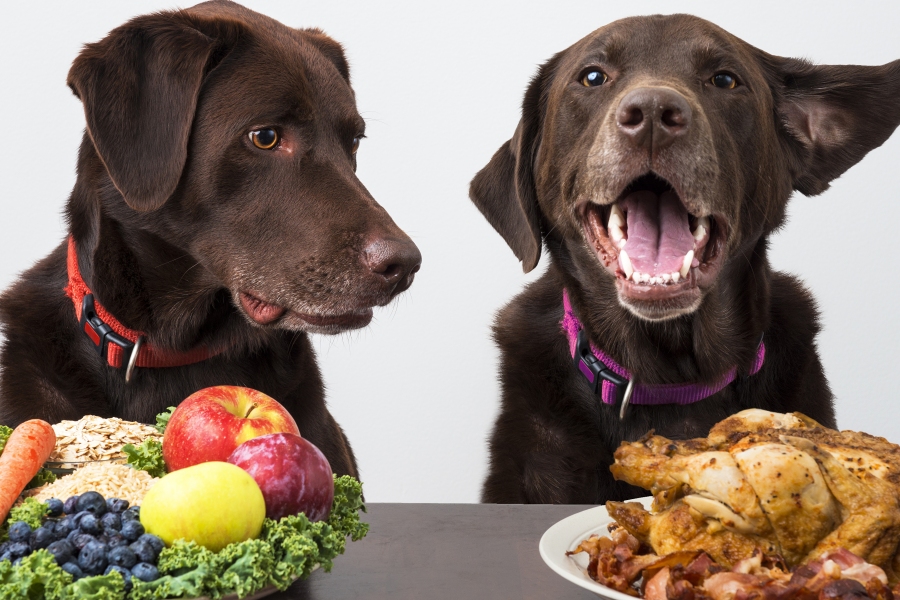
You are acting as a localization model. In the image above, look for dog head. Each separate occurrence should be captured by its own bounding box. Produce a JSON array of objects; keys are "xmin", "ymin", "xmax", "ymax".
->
[
  {"xmin": 471, "ymin": 15, "xmax": 900, "ymax": 322},
  {"xmin": 66, "ymin": 0, "xmax": 421, "ymax": 335}
]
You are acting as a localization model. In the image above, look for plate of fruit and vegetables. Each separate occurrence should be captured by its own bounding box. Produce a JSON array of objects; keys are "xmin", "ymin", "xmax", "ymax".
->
[{"xmin": 0, "ymin": 386, "xmax": 368, "ymax": 600}]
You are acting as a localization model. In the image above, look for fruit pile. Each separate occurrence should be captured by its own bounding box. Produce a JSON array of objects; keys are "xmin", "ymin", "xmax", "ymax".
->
[
  {"xmin": 0, "ymin": 386, "xmax": 368, "ymax": 600},
  {"xmin": 2, "ymin": 492, "xmax": 164, "ymax": 588}
]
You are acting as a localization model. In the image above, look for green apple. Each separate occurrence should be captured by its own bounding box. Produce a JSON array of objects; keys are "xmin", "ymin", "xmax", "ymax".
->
[{"xmin": 140, "ymin": 461, "xmax": 266, "ymax": 552}]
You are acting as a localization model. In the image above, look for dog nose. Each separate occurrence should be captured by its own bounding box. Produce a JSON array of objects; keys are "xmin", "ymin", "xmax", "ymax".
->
[
  {"xmin": 616, "ymin": 87, "xmax": 692, "ymax": 152},
  {"xmin": 362, "ymin": 237, "xmax": 422, "ymax": 293}
]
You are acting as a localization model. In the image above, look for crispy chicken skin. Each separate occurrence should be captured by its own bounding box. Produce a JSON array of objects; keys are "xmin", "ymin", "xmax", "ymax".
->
[{"xmin": 607, "ymin": 410, "xmax": 900, "ymax": 579}]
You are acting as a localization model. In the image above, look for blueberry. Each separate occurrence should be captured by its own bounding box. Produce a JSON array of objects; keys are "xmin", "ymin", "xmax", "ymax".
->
[
  {"xmin": 71, "ymin": 511, "xmax": 92, "ymax": 527},
  {"xmin": 0, "ymin": 552, "xmax": 11, "ymax": 563},
  {"xmin": 137, "ymin": 534, "xmax": 165, "ymax": 555},
  {"xmin": 106, "ymin": 498, "xmax": 129, "ymax": 513},
  {"xmin": 77, "ymin": 540, "xmax": 109, "ymax": 575},
  {"xmin": 120, "ymin": 520, "xmax": 144, "ymax": 542},
  {"xmin": 7, "ymin": 522, "xmax": 31, "ymax": 543},
  {"xmin": 121, "ymin": 506, "xmax": 140, "ymax": 522},
  {"xmin": 30, "ymin": 526, "xmax": 55, "ymax": 550},
  {"xmin": 75, "ymin": 492, "xmax": 107, "ymax": 516},
  {"xmin": 43, "ymin": 497, "xmax": 64, "ymax": 517},
  {"xmin": 53, "ymin": 517, "xmax": 76, "ymax": 540},
  {"xmin": 104, "ymin": 565, "xmax": 133, "ymax": 591},
  {"xmin": 131, "ymin": 562, "xmax": 159, "ymax": 582},
  {"xmin": 108, "ymin": 545, "xmax": 137, "ymax": 569},
  {"xmin": 61, "ymin": 561, "xmax": 85, "ymax": 580},
  {"xmin": 100, "ymin": 512, "xmax": 121, "ymax": 531},
  {"xmin": 63, "ymin": 496, "xmax": 79, "ymax": 515},
  {"xmin": 72, "ymin": 533, "xmax": 97, "ymax": 552},
  {"xmin": 128, "ymin": 539, "xmax": 157, "ymax": 564},
  {"xmin": 46, "ymin": 540, "xmax": 74, "ymax": 565},
  {"xmin": 107, "ymin": 534, "xmax": 128, "ymax": 549},
  {"xmin": 7, "ymin": 542, "xmax": 30, "ymax": 559},
  {"xmin": 79, "ymin": 514, "xmax": 101, "ymax": 535}
]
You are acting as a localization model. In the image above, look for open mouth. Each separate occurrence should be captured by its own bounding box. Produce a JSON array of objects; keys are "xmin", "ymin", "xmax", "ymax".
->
[
  {"xmin": 582, "ymin": 173, "xmax": 725, "ymax": 298},
  {"xmin": 238, "ymin": 291, "xmax": 373, "ymax": 330}
]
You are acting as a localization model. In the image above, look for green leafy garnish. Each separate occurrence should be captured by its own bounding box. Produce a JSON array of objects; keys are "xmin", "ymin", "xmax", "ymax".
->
[
  {"xmin": 0, "ymin": 549, "xmax": 72, "ymax": 600},
  {"xmin": 0, "ymin": 426, "xmax": 12, "ymax": 455},
  {"xmin": 61, "ymin": 573, "xmax": 125, "ymax": 600},
  {"xmin": 26, "ymin": 468, "xmax": 56, "ymax": 490},
  {"xmin": 8, "ymin": 498, "xmax": 49, "ymax": 530},
  {"xmin": 122, "ymin": 439, "xmax": 166, "ymax": 478},
  {"xmin": 154, "ymin": 407, "xmax": 176, "ymax": 434}
]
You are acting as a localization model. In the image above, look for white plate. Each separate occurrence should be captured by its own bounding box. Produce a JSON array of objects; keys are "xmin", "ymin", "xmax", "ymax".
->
[{"xmin": 539, "ymin": 497, "xmax": 653, "ymax": 598}]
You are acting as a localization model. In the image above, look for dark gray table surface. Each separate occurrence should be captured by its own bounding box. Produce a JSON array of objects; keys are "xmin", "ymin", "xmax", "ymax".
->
[{"xmin": 276, "ymin": 503, "xmax": 600, "ymax": 599}]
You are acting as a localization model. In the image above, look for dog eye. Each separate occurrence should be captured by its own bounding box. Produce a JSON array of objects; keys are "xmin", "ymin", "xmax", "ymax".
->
[
  {"xmin": 581, "ymin": 69, "xmax": 608, "ymax": 87},
  {"xmin": 352, "ymin": 137, "xmax": 361, "ymax": 155},
  {"xmin": 711, "ymin": 72, "xmax": 738, "ymax": 89},
  {"xmin": 249, "ymin": 128, "xmax": 279, "ymax": 150}
]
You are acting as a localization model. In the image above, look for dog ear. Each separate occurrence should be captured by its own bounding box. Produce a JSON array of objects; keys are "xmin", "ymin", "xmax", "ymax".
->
[
  {"xmin": 469, "ymin": 56, "xmax": 559, "ymax": 273},
  {"xmin": 768, "ymin": 56, "xmax": 900, "ymax": 196},
  {"xmin": 67, "ymin": 12, "xmax": 241, "ymax": 212},
  {"xmin": 302, "ymin": 29, "xmax": 351, "ymax": 82}
]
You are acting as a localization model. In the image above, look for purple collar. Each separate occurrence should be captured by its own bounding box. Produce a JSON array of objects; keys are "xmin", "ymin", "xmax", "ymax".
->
[{"xmin": 561, "ymin": 289, "xmax": 765, "ymax": 419}]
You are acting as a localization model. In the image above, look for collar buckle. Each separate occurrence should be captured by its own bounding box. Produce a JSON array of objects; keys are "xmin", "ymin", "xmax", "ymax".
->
[
  {"xmin": 79, "ymin": 294, "xmax": 136, "ymax": 369},
  {"xmin": 574, "ymin": 330, "xmax": 628, "ymax": 392}
]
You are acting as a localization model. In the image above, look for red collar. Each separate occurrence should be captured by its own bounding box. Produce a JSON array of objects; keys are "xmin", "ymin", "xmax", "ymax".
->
[{"xmin": 64, "ymin": 236, "xmax": 225, "ymax": 377}]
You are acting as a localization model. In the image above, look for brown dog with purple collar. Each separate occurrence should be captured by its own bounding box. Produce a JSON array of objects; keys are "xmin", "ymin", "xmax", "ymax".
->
[{"xmin": 470, "ymin": 14, "xmax": 900, "ymax": 503}]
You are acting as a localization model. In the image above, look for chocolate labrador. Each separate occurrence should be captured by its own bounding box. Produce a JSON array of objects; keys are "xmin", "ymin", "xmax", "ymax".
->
[
  {"xmin": 470, "ymin": 14, "xmax": 900, "ymax": 503},
  {"xmin": 0, "ymin": 1, "xmax": 421, "ymax": 479}
]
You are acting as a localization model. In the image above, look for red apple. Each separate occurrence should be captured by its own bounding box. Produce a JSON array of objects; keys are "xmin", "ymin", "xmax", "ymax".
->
[
  {"xmin": 227, "ymin": 433, "xmax": 334, "ymax": 522},
  {"xmin": 163, "ymin": 386, "xmax": 300, "ymax": 471}
]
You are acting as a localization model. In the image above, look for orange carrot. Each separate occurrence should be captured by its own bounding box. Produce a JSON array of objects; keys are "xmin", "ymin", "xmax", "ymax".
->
[{"xmin": 0, "ymin": 419, "xmax": 56, "ymax": 522}]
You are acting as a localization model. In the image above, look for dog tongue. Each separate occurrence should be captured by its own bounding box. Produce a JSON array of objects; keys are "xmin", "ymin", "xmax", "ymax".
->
[
  {"xmin": 239, "ymin": 292, "xmax": 286, "ymax": 325},
  {"xmin": 621, "ymin": 190, "xmax": 694, "ymax": 275}
]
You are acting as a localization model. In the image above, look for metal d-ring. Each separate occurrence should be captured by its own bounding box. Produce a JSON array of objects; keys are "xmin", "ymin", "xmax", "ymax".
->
[
  {"xmin": 618, "ymin": 378, "xmax": 635, "ymax": 421},
  {"xmin": 125, "ymin": 336, "xmax": 144, "ymax": 383}
]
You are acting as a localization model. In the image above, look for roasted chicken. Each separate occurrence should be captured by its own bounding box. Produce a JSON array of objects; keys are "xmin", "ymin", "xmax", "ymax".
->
[{"xmin": 607, "ymin": 409, "xmax": 900, "ymax": 580}]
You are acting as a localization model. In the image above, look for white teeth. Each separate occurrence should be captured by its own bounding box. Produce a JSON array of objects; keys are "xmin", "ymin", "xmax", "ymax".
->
[
  {"xmin": 680, "ymin": 250, "xmax": 694, "ymax": 278},
  {"xmin": 640, "ymin": 272, "xmax": 650, "ymax": 283},
  {"xmin": 608, "ymin": 204, "xmax": 625, "ymax": 228},
  {"xmin": 671, "ymin": 272, "xmax": 680, "ymax": 283},
  {"xmin": 693, "ymin": 216, "xmax": 710, "ymax": 242},
  {"xmin": 661, "ymin": 273, "xmax": 671, "ymax": 283},
  {"xmin": 618, "ymin": 249, "xmax": 634, "ymax": 279},
  {"xmin": 608, "ymin": 204, "xmax": 626, "ymax": 247},
  {"xmin": 609, "ymin": 224, "xmax": 626, "ymax": 247}
]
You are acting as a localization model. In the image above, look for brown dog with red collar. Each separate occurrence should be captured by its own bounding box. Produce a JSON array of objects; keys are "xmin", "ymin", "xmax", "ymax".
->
[
  {"xmin": 470, "ymin": 14, "xmax": 900, "ymax": 503},
  {"xmin": 0, "ymin": 1, "xmax": 421, "ymax": 479}
]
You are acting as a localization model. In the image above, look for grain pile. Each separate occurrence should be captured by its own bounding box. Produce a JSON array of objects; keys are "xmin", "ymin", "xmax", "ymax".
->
[
  {"xmin": 26, "ymin": 462, "xmax": 157, "ymax": 506},
  {"xmin": 48, "ymin": 415, "xmax": 162, "ymax": 463}
]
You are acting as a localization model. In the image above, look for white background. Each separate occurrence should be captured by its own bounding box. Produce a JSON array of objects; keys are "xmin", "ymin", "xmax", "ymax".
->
[{"xmin": 0, "ymin": 1, "xmax": 898, "ymax": 502}]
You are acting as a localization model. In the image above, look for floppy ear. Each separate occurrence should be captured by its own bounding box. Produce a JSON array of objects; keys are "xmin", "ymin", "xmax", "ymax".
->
[
  {"xmin": 303, "ymin": 28, "xmax": 351, "ymax": 83},
  {"xmin": 67, "ymin": 12, "xmax": 242, "ymax": 212},
  {"xmin": 469, "ymin": 56, "xmax": 559, "ymax": 273},
  {"xmin": 767, "ymin": 56, "xmax": 900, "ymax": 196}
]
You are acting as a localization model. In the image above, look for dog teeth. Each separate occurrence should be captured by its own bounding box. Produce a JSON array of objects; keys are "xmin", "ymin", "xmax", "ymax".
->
[
  {"xmin": 680, "ymin": 250, "xmax": 694, "ymax": 278},
  {"xmin": 608, "ymin": 205, "xmax": 626, "ymax": 247},
  {"xmin": 618, "ymin": 249, "xmax": 634, "ymax": 279},
  {"xmin": 671, "ymin": 272, "xmax": 680, "ymax": 283},
  {"xmin": 692, "ymin": 216, "xmax": 710, "ymax": 242},
  {"xmin": 608, "ymin": 204, "xmax": 625, "ymax": 228},
  {"xmin": 661, "ymin": 273, "xmax": 671, "ymax": 283}
]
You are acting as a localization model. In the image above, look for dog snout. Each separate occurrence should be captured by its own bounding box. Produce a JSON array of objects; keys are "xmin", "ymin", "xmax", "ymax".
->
[
  {"xmin": 362, "ymin": 236, "xmax": 422, "ymax": 295},
  {"xmin": 616, "ymin": 87, "xmax": 692, "ymax": 152}
]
